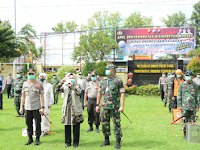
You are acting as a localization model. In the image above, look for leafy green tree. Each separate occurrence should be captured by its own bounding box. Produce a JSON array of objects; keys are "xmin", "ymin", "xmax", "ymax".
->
[
  {"xmin": 82, "ymin": 62, "xmax": 96, "ymax": 77},
  {"xmin": 123, "ymin": 12, "xmax": 153, "ymax": 28},
  {"xmin": 47, "ymin": 73, "xmax": 54, "ymax": 83},
  {"xmin": 95, "ymin": 61, "xmax": 107, "ymax": 76},
  {"xmin": 72, "ymin": 30, "xmax": 118, "ymax": 63},
  {"xmin": 160, "ymin": 11, "xmax": 187, "ymax": 27},
  {"xmin": 54, "ymin": 20, "xmax": 78, "ymax": 32}
]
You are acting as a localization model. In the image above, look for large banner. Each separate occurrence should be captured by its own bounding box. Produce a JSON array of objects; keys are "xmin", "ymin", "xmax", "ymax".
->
[{"xmin": 116, "ymin": 27, "xmax": 195, "ymax": 54}]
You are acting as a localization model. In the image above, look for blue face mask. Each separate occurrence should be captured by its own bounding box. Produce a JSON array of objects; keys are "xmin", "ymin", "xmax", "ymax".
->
[
  {"xmin": 91, "ymin": 77, "xmax": 96, "ymax": 81},
  {"xmin": 17, "ymin": 74, "xmax": 21, "ymax": 78},
  {"xmin": 105, "ymin": 70, "xmax": 111, "ymax": 76},
  {"xmin": 79, "ymin": 75, "xmax": 82, "ymax": 78},
  {"xmin": 197, "ymin": 75, "xmax": 200, "ymax": 78},
  {"xmin": 162, "ymin": 75, "xmax": 165, "ymax": 77},
  {"xmin": 88, "ymin": 74, "xmax": 91, "ymax": 77},
  {"xmin": 28, "ymin": 75, "xmax": 35, "ymax": 80},
  {"xmin": 53, "ymin": 76, "xmax": 56, "ymax": 78},
  {"xmin": 9, "ymin": 76, "xmax": 11, "ymax": 78},
  {"xmin": 177, "ymin": 74, "xmax": 181, "ymax": 78},
  {"xmin": 186, "ymin": 76, "xmax": 191, "ymax": 81},
  {"xmin": 70, "ymin": 79, "xmax": 75, "ymax": 84}
]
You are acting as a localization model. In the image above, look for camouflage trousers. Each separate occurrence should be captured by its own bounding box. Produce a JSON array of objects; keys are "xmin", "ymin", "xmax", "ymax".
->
[
  {"xmin": 54, "ymin": 92, "xmax": 58, "ymax": 104},
  {"xmin": 14, "ymin": 95, "xmax": 24, "ymax": 115},
  {"xmin": 168, "ymin": 96, "xmax": 177, "ymax": 109},
  {"xmin": 101, "ymin": 108, "xmax": 122, "ymax": 139},
  {"xmin": 163, "ymin": 93, "xmax": 167, "ymax": 104}
]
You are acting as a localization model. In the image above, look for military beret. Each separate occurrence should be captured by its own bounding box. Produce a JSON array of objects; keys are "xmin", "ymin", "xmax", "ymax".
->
[
  {"xmin": 105, "ymin": 64, "xmax": 116, "ymax": 70},
  {"xmin": 186, "ymin": 71, "xmax": 194, "ymax": 76}
]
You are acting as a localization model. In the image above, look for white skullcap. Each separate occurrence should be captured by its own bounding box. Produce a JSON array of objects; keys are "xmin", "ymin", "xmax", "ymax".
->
[{"xmin": 39, "ymin": 73, "xmax": 47, "ymax": 79}]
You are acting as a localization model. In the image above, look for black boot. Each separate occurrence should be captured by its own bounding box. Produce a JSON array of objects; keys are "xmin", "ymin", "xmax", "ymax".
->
[
  {"xmin": 100, "ymin": 136, "xmax": 110, "ymax": 147},
  {"xmin": 169, "ymin": 108, "xmax": 171, "ymax": 113},
  {"xmin": 35, "ymin": 136, "xmax": 40, "ymax": 145},
  {"xmin": 25, "ymin": 136, "xmax": 33, "ymax": 145},
  {"xmin": 184, "ymin": 131, "xmax": 186, "ymax": 140},
  {"xmin": 86, "ymin": 124, "xmax": 93, "ymax": 132},
  {"xmin": 115, "ymin": 138, "xmax": 121, "ymax": 149},
  {"xmin": 164, "ymin": 103, "xmax": 166, "ymax": 107},
  {"xmin": 96, "ymin": 125, "xmax": 99, "ymax": 133}
]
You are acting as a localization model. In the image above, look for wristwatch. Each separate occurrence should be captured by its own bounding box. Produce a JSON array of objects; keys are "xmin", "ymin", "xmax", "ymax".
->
[
  {"xmin": 41, "ymin": 106, "xmax": 45, "ymax": 109},
  {"xmin": 96, "ymin": 104, "xmax": 99, "ymax": 106}
]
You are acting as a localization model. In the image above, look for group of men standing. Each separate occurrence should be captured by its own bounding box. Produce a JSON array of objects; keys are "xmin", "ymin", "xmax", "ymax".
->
[{"xmin": 159, "ymin": 70, "xmax": 200, "ymax": 139}]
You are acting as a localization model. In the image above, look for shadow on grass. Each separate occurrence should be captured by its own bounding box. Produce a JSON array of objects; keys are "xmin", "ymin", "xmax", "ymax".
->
[{"xmin": 123, "ymin": 140, "xmax": 165, "ymax": 148}]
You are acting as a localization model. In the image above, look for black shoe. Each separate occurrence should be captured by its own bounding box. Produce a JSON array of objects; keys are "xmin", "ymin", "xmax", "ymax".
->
[
  {"xmin": 25, "ymin": 137, "xmax": 33, "ymax": 145},
  {"xmin": 35, "ymin": 137, "xmax": 40, "ymax": 145},
  {"xmin": 96, "ymin": 128, "xmax": 99, "ymax": 133},
  {"xmin": 169, "ymin": 108, "xmax": 171, "ymax": 113},
  {"xmin": 100, "ymin": 136, "xmax": 110, "ymax": 147},
  {"xmin": 115, "ymin": 138, "xmax": 121, "ymax": 149},
  {"xmin": 86, "ymin": 125, "xmax": 93, "ymax": 132},
  {"xmin": 65, "ymin": 143, "xmax": 71, "ymax": 147},
  {"xmin": 164, "ymin": 103, "xmax": 166, "ymax": 107},
  {"xmin": 73, "ymin": 144, "xmax": 78, "ymax": 148}
]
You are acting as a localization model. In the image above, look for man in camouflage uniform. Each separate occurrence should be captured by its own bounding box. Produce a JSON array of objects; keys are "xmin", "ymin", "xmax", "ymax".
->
[
  {"xmin": 50, "ymin": 73, "xmax": 60, "ymax": 104},
  {"xmin": 165, "ymin": 72, "xmax": 175, "ymax": 113},
  {"xmin": 11, "ymin": 70, "xmax": 26, "ymax": 117},
  {"xmin": 84, "ymin": 71, "xmax": 100, "ymax": 133},
  {"xmin": 96, "ymin": 64, "xmax": 125, "ymax": 149},
  {"xmin": 158, "ymin": 72, "xmax": 167, "ymax": 102},
  {"xmin": 164, "ymin": 73, "xmax": 171, "ymax": 107},
  {"xmin": 177, "ymin": 71, "xmax": 199, "ymax": 140},
  {"xmin": 4, "ymin": 73, "xmax": 14, "ymax": 99}
]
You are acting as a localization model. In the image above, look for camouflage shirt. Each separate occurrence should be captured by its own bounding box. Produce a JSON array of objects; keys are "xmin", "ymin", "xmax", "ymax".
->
[
  {"xmin": 177, "ymin": 81, "xmax": 200, "ymax": 111},
  {"xmin": 158, "ymin": 76, "xmax": 167, "ymax": 89},
  {"xmin": 98, "ymin": 75, "xmax": 125, "ymax": 109},
  {"xmin": 50, "ymin": 78, "xmax": 60, "ymax": 92},
  {"xmin": 11, "ymin": 77, "xmax": 26, "ymax": 96}
]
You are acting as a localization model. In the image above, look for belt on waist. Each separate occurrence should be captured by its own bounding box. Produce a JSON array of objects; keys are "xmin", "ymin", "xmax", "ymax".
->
[{"xmin": 88, "ymin": 98, "xmax": 96, "ymax": 101}]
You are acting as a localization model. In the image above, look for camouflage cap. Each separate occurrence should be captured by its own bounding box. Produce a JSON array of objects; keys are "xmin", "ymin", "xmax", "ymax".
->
[
  {"xmin": 197, "ymin": 73, "xmax": 200, "ymax": 75},
  {"xmin": 79, "ymin": 72, "xmax": 83, "ymax": 75},
  {"xmin": 9, "ymin": 73, "xmax": 11, "ymax": 76},
  {"xmin": 105, "ymin": 64, "xmax": 116, "ymax": 70},
  {"xmin": 27, "ymin": 68, "xmax": 35, "ymax": 74},
  {"xmin": 17, "ymin": 70, "xmax": 23, "ymax": 74},
  {"xmin": 167, "ymin": 72, "xmax": 171, "ymax": 76},
  {"xmin": 186, "ymin": 71, "xmax": 194, "ymax": 76},
  {"xmin": 53, "ymin": 73, "xmax": 57, "ymax": 76},
  {"xmin": 162, "ymin": 72, "xmax": 166, "ymax": 74}
]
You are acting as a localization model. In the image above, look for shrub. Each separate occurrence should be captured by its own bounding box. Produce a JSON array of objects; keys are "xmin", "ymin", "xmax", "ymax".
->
[
  {"xmin": 82, "ymin": 62, "xmax": 96, "ymax": 77},
  {"xmin": 125, "ymin": 85, "xmax": 137, "ymax": 95},
  {"xmin": 187, "ymin": 55, "xmax": 200, "ymax": 75},
  {"xmin": 57, "ymin": 65, "xmax": 76, "ymax": 79},
  {"xmin": 135, "ymin": 84, "xmax": 160, "ymax": 96}
]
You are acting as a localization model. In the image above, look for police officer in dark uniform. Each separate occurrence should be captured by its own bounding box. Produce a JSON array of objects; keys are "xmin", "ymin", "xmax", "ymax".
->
[
  {"xmin": 20, "ymin": 68, "xmax": 44, "ymax": 146},
  {"xmin": 84, "ymin": 71, "xmax": 100, "ymax": 133}
]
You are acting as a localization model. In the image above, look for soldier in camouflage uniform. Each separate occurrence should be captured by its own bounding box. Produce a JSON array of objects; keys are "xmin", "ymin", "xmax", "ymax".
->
[
  {"xmin": 177, "ymin": 71, "xmax": 199, "ymax": 140},
  {"xmin": 96, "ymin": 64, "xmax": 125, "ymax": 149},
  {"xmin": 158, "ymin": 72, "xmax": 167, "ymax": 102},
  {"xmin": 165, "ymin": 72, "xmax": 175, "ymax": 113},
  {"xmin": 50, "ymin": 73, "xmax": 60, "ymax": 104},
  {"xmin": 11, "ymin": 70, "xmax": 26, "ymax": 117},
  {"xmin": 164, "ymin": 73, "xmax": 171, "ymax": 107}
]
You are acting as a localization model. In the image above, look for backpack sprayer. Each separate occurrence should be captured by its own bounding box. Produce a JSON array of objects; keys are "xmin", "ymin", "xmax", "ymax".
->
[{"xmin": 170, "ymin": 111, "xmax": 200, "ymax": 143}]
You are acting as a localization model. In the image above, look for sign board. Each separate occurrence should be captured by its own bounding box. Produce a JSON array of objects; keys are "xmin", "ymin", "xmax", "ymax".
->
[{"xmin": 116, "ymin": 27, "xmax": 195, "ymax": 55}]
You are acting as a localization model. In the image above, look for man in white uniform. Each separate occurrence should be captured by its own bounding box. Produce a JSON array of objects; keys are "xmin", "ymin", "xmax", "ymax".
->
[{"xmin": 39, "ymin": 73, "xmax": 54, "ymax": 135}]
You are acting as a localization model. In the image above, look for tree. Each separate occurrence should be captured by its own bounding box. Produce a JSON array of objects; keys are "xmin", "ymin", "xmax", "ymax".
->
[
  {"xmin": 57, "ymin": 65, "xmax": 76, "ymax": 79},
  {"xmin": 0, "ymin": 27, "xmax": 21, "ymax": 61},
  {"xmin": 72, "ymin": 30, "xmax": 118, "ymax": 63},
  {"xmin": 160, "ymin": 11, "xmax": 187, "ymax": 27},
  {"xmin": 190, "ymin": 1, "xmax": 200, "ymax": 46},
  {"xmin": 123, "ymin": 12, "xmax": 153, "ymax": 28},
  {"xmin": 53, "ymin": 20, "xmax": 78, "ymax": 32}
]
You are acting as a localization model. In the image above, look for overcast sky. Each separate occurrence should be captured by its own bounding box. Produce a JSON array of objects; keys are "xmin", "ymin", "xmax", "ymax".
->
[{"xmin": 0, "ymin": 0, "xmax": 198, "ymax": 35}]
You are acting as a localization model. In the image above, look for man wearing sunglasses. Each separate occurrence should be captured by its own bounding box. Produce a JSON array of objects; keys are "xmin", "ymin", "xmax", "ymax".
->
[
  {"xmin": 177, "ymin": 71, "xmax": 199, "ymax": 140},
  {"xmin": 19, "ymin": 68, "xmax": 45, "ymax": 146}
]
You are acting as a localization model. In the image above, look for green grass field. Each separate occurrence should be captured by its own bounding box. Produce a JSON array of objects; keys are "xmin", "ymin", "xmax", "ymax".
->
[{"xmin": 0, "ymin": 94, "xmax": 200, "ymax": 150}]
